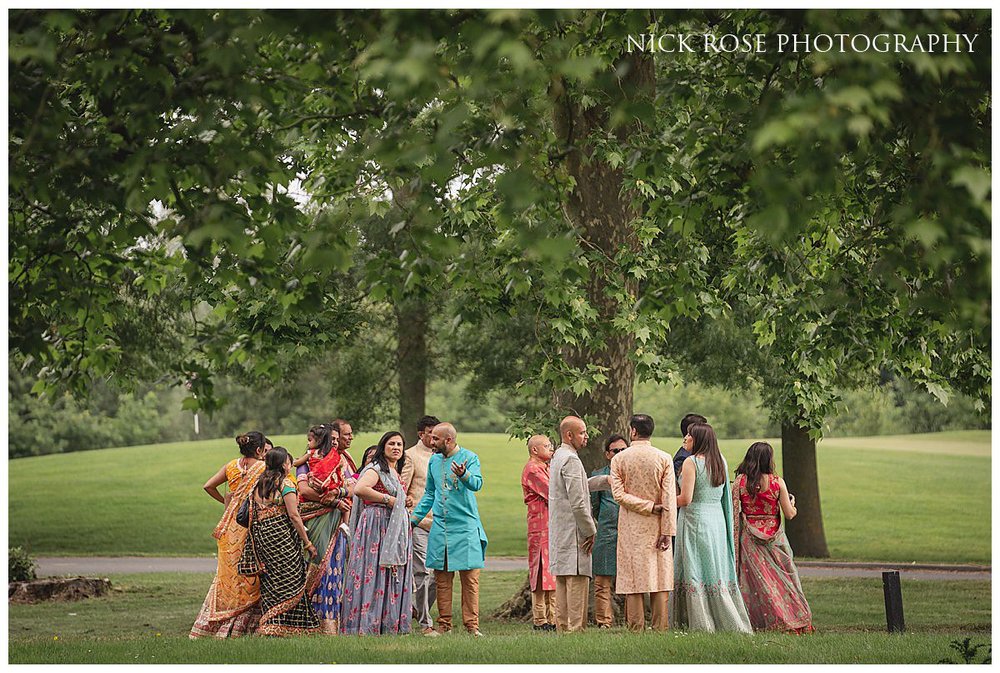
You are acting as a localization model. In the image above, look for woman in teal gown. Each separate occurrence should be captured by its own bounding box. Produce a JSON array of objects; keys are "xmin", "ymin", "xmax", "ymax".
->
[{"xmin": 673, "ymin": 422, "xmax": 753, "ymax": 633}]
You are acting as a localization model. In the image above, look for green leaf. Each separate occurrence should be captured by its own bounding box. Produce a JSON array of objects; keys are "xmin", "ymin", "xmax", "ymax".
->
[{"xmin": 952, "ymin": 166, "xmax": 991, "ymax": 203}]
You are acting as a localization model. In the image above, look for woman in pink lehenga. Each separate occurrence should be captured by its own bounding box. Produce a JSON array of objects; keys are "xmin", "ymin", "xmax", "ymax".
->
[{"xmin": 732, "ymin": 442, "xmax": 814, "ymax": 634}]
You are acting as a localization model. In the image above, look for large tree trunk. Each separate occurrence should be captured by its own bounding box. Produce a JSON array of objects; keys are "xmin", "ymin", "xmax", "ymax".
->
[
  {"xmin": 550, "ymin": 52, "xmax": 653, "ymax": 472},
  {"xmin": 781, "ymin": 418, "xmax": 830, "ymax": 557},
  {"xmin": 395, "ymin": 298, "xmax": 428, "ymax": 436}
]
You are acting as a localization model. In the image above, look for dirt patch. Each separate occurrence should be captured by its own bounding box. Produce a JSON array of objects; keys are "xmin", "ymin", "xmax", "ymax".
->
[{"xmin": 9, "ymin": 577, "xmax": 112, "ymax": 604}]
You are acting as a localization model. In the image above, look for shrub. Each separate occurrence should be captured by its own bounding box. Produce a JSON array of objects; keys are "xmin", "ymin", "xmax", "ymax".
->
[{"xmin": 9, "ymin": 546, "xmax": 37, "ymax": 582}]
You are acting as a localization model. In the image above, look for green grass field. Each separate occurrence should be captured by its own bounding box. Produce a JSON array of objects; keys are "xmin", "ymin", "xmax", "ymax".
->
[
  {"xmin": 8, "ymin": 430, "xmax": 991, "ymax": 562},
  {"xmin": 8, "ymin": 571, "xmax": 991, "ymax": 663}
]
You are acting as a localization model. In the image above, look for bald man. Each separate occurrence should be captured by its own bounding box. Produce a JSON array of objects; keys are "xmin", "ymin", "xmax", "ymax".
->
[
  {"xmin": 521, "ymin": 434, "xmax": 557, "ymax": 631},
  {"xmin": 548, "ymin": 416, "xmax": 598, "ymax": 633},
  {"xmin": 411, "ymin": 423, "xmax": 489, "ymax": 636}
]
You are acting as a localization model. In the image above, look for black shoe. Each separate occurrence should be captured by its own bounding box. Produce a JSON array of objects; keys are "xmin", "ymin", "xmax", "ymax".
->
[
  {"xmin": 532, "ymin": 625, "xmax": 545, "ymax": 631},
  {"xmin": 542, "ymin": 623, "xmax": 556, "ymax": 631}
]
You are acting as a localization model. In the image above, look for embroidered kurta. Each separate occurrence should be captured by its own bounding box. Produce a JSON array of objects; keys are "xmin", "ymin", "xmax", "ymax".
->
[
  {"xmin": 548, "ymin": 444, "xmax": 597, "ymax": 578},
  {"xmin": 609, "ymin": 440, "xmax": 677, "ymax": 594},
  {"xmin": 411, "ymin": 446, "xmax": 488, "ymax": 571},
  {"xmin": 589, "ymin": 464, "xmax": 619, "ymax": 577},
  {"xmin": 521, "ymin": 458, "xmax": 556, "ymax": 591}
]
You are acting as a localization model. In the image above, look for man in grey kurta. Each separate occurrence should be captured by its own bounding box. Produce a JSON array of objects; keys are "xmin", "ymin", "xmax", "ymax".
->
[{"xmin": 548, "ymin": 415, "xmax": 597, "ymax": 633}]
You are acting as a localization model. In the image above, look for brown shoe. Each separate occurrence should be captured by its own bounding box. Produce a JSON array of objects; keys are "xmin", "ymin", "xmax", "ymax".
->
[{"xmin": 422, "ymin": 628, "xmax": 441, "ymax": 637}]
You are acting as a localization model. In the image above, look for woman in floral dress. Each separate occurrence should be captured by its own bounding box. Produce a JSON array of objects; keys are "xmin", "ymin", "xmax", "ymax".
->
[
  {"xmin": 340, "ymin": 431, "xmax": 413, "ymax": 635},
  {"xmin": 733, "ymin": 442, "xmax": 814, "ymax": 633}
]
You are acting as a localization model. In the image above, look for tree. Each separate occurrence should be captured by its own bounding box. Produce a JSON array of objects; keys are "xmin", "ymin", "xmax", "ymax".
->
[
  {"xmin": 643, "ymin": 8, "xmax": 990, "ymax": 555},
  {"xmin": 11, "ymin": 9, "xmax": 989, "ymax": 559},
  {"xmin": 10, "ymin": 9, "xmax": 362, "ymax": 410}
]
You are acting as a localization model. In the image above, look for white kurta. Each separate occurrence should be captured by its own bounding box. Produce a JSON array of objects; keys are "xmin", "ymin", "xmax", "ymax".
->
[{"xmin": 547, "ymin": 444, "xmax": 597, "ymax": 577}]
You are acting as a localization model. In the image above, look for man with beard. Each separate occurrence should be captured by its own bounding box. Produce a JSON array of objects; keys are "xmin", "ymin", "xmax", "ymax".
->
[
  {"xmin": 401, "ymin": 414, "xmax": 441, "ymax": 636},
  {"xmin": 548, "ymin": 415, "xmax": 597, "ymax": 633},
  {"xmin": 410, "ymin": 422, "xmax": 488, "ymax": 636},
  {"xmin": 610, "ymin": 413, "xmax": 676, "ymax": 632}
]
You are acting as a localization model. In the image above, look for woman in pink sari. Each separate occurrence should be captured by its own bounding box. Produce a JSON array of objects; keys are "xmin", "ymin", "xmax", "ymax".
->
[{"xmin": 732, "ymin": 442, "xmax": 814, "ymax": 634}]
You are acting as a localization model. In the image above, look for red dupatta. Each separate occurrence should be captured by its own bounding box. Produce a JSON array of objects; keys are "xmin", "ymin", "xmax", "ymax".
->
[{"xmin": 307, "ymin": 449, "xmax": 343, "ymax": 493}]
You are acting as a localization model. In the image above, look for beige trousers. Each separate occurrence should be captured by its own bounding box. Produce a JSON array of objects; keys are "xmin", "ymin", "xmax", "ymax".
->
[
  {"xmin": 435, "ymin": 568, "xmax": 480, "ymax": 632},
  {"xmin": 555, "ymin": 575, "xmax": 590, "ymax": 633},
  {"xmin": 594, "ymin": 575, "xmax": 615, "ymax": 626},
  {"xmin": 625, "ymin": 591, "xmax": 670, "ymax": 631},
  {"xmin": 530, "ymin": 588, "xmax": 556, "ymax": 626}
]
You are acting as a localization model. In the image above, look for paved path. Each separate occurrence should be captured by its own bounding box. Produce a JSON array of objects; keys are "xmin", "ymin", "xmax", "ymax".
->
[{"xmin": 36, "ymin": 557, "xmax": 991, "ymax": 581}]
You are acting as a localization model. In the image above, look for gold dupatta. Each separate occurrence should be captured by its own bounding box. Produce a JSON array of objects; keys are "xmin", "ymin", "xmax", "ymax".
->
[{"xmin": 204, "ymin": 460, "xmax": 266, "ymax": 619}]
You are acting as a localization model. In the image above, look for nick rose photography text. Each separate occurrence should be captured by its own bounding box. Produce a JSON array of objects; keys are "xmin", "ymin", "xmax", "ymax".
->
[{"xmin": 627, "ymin": 32, "xmax": 980, "ymax": 54}]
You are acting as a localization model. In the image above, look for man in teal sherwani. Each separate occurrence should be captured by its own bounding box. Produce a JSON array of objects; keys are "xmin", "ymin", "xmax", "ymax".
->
[{"xmin": 411, "ymin": 422, "xmax": 488, "ymax": 636}]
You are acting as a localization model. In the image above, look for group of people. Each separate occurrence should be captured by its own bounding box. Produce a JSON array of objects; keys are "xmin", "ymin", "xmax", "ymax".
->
[
  {"xmin": 190, "ymin": 409, "xmax": 812, "ymax": 639},
  {"xmin": 521, "ymin": 413, "xmax": 814, "ymax": 634},
  {"xmin": 190, "ymin": 416, "xmax": 489, "ymax": 639}
]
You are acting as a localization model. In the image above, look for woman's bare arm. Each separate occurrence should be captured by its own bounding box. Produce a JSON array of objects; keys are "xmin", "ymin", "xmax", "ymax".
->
[
  {"xmin": 203, "ymin": 465, "xmax": 228, "ymax": 504},
  {"xmin": 676, "ymin": 458, "xmax": 696, "ymax": 507},
  {"xmin": 353, "ymin": 470, "xmax": 397, "ymax": 507},
  {"xmin": 778, "ymin": 477, "xmax": 797, "ymax": 519},
  {"xmin": 282, "ymin": 491, "xmax": 316, "ymax": 556}
]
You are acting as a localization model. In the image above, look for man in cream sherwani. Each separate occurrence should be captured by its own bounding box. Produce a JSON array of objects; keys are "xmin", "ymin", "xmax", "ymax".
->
[
  {"xmin": 609, "ymin": 413, "xmax": 677, "ymax": 631},
  {"xmin": 548, "ymin": 415, "xmax": 597, "ymax": 633}
]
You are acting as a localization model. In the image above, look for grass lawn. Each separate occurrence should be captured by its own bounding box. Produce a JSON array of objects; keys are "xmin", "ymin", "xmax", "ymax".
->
[
  {"xmin": 8, "ymin": 430, "xmax": 991, "ymax": 562},
  {"xmin": 8, "ymin": 571, "xmax": 991, "ymax": 663}
]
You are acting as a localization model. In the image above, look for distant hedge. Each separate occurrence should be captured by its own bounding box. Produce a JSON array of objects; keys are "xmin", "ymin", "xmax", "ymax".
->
[{"xmin": 8, "ymin": 367, "xmax": 988, "ymax": 458}]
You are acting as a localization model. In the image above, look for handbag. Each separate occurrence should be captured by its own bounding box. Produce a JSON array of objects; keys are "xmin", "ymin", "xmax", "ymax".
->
[{"xmin": 235, "ymin": 496, "xmax": 252, "ymax": 527}]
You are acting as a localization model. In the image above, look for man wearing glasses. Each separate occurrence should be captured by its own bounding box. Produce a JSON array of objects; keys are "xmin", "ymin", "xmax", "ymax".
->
[{"xmin": 590, "ymin": 433, "xmax": 628, "ymax": 628}]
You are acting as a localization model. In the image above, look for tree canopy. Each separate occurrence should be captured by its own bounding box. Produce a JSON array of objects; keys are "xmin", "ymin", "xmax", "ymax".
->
[{"xmin": 10, "ymin": 8, "xmax": 989, "ymax": 433}]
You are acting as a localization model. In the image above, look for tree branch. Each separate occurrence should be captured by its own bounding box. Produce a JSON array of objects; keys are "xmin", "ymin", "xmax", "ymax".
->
[{"xmin": 275, "ymin": 108, "xmax": 382, "ymax": 132}]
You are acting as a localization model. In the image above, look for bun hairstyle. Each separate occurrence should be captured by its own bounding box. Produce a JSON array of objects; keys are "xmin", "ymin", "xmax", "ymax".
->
[{"xmin": 235, "ymin": 431, "xmax": 265, "ymax": 458}]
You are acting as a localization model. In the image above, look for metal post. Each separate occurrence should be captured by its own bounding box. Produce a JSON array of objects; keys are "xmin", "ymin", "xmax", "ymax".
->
[{"xmin": 882, "ymin": 570, "xmax": 905, "ymax": 633}]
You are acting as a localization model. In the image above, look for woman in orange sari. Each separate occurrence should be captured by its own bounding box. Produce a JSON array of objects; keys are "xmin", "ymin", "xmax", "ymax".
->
[{"xmin": 190, "ymin": 431, "xmax": 268, "ymax": 639}]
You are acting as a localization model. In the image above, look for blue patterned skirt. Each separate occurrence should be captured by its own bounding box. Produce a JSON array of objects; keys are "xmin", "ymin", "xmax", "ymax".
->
[
  {"xmin": 340, "ymin": 504, "xmax": 413, "ymax": 635},
  {"xmin": 302, "ymin": 504, "xmax": 349, "ymax": 634}
]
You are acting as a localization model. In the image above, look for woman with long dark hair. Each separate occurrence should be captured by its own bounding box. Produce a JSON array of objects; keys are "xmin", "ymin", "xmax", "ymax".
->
[
  {"xmin": 238, "ymin": 446, "xmax": 320, "ymax": 636},
  {"xmin": 296, "ymin": 424, "xmax": 353, "ymax": 634},
  {"xmin": 190, "ymin": 431, "xmax": 267, "ymax": 639},
  {"xmin": 733, "ymin": 442, "xmax": 813, "ymax": 633},
  {"xmin": 673, "ymin": 423, "xmax": 752, "ymax": 633},
  {"xmin": 341, "ymin": 431, "xmax": 413, "ymax": 635}
]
